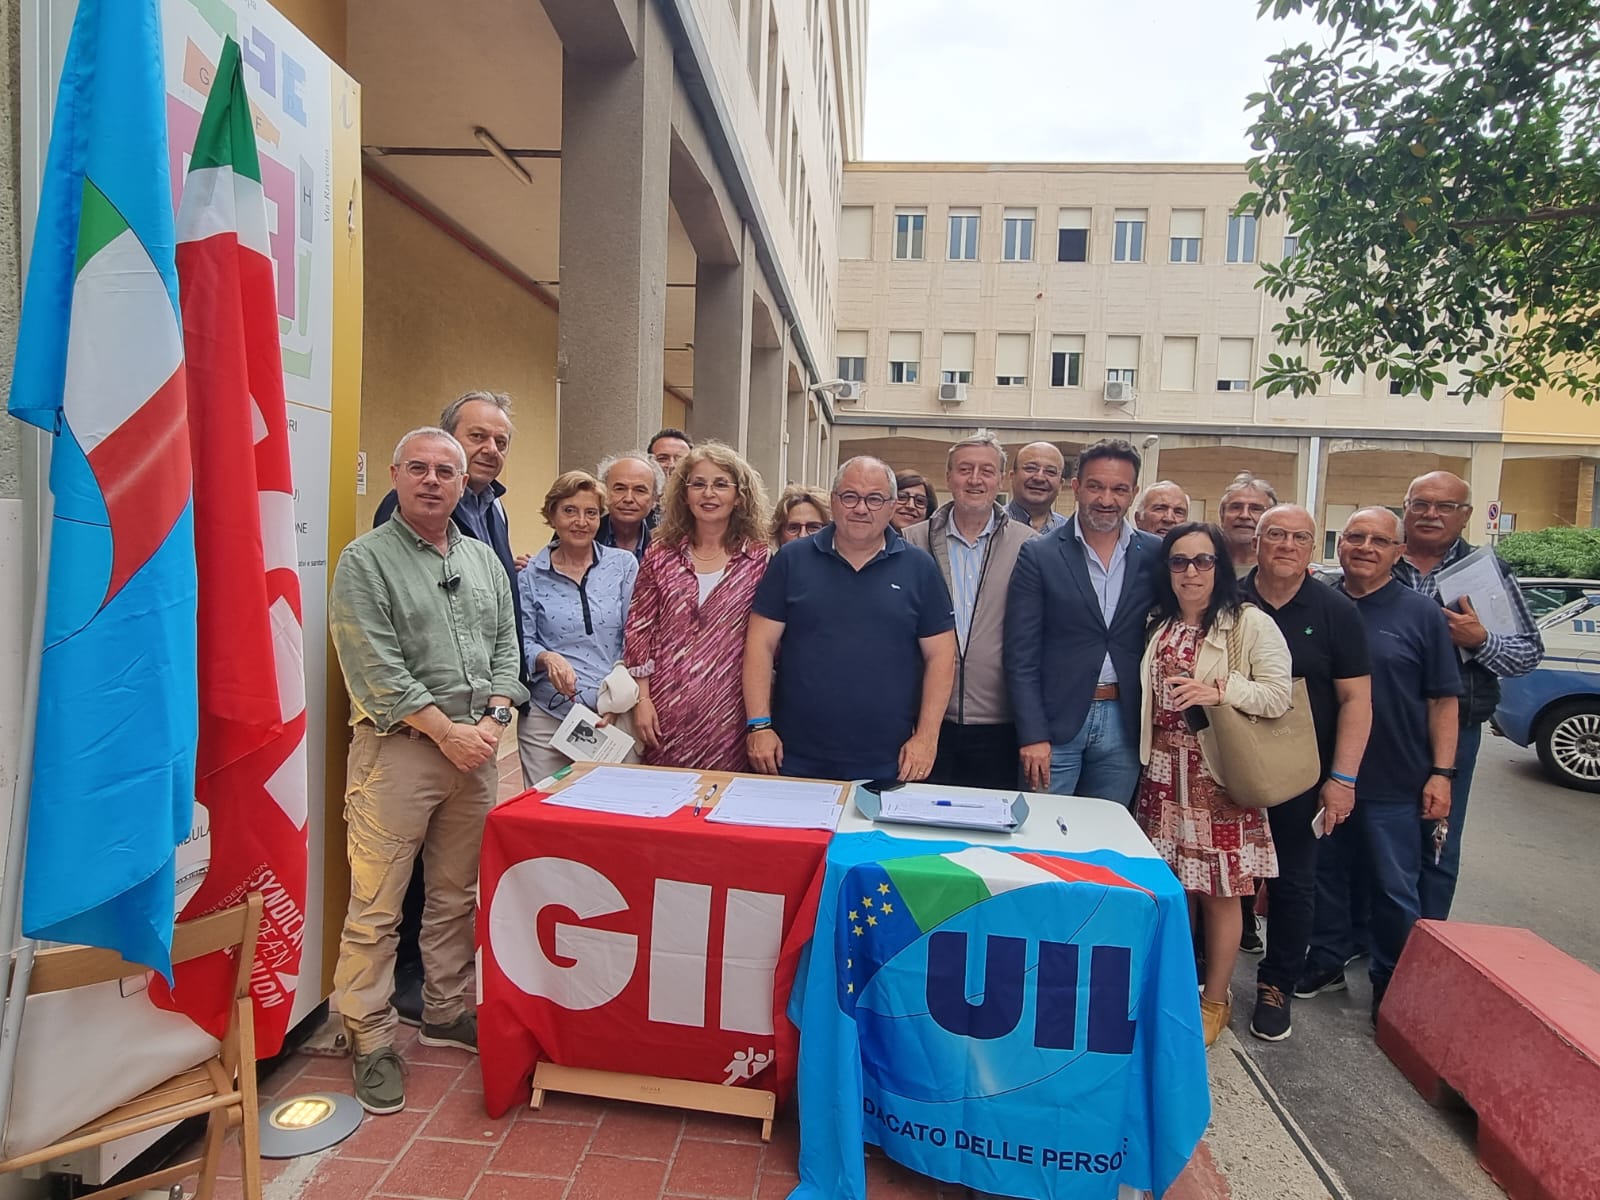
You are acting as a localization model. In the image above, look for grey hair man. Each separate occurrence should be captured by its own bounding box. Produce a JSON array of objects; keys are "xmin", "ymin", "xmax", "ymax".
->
[
  {"xmin": 1134, "ymin": 481, "xmax": 1190, "ymax": 537},
  {"xmin": 329, "ymin": 426, "xmax": 529, "ymax": 1114},
  {"xmin": 1220, "ymin": 473, "xmax": 1279, "ymax": 576},
  {"xmin": 369, "ymin": 395, "xmax": 526, "ymax": 1028},
  {"xmin": 596, "ymin": 450, "xmax": 667, "ymax": 562},
  {"xmin": 1301, "ymin": 506, "xmax": 1460, "ymax": 1026},
  {"xmin": 904, "ymin": 431, "xmax": 1036, "ymax": 789},
  {"xmin": 745, "ymin": 455, "xmax": 957, "ymax": 783},
  {"xmin": 1393, "ymin": 469, "xmax": 1542, "ymax": 922}
]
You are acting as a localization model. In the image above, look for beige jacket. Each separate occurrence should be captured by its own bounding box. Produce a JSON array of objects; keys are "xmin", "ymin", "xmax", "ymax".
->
[{"xmin": 1137, "ymin": 604, "xmax": 1293, "ymax": 787}]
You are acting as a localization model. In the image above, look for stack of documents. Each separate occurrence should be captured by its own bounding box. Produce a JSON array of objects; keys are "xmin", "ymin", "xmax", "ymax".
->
[
  {"xmin": 543, "ymin": 766, "xmax": 702, "ymax": 818},
  {"xmin": 705, "ymin": 778, "xmax": 846, "ymax": 830},
  {"xmin": 872, "ymin": 785, "xmax": 1021, "ymax": 832}
]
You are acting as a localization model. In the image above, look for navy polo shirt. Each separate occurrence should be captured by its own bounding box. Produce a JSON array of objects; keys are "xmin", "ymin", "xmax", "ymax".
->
[
  {"xmin": 753, "ymin": 525, "xmax": 955, "ymax": 780},
  {"xmin": 1338, "ymin": 578, "xmax": 1461, "ymax": 804},
  {"xmin": 1243, "ymin": 571, "xmax": 1371, "ymax": 776}
]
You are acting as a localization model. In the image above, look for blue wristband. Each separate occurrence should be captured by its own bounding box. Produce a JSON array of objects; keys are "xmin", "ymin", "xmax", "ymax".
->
[
  {"xmin": 746, "ymin": 717, "xmax": 773, "ymax": 730},
  {"xmin": 1329, "ymin": 770, "xmax": 1357, "ymax": 786}
]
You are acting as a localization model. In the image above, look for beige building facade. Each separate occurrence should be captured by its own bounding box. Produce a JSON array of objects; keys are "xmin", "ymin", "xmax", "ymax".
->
[{"xmin": 833, "ymin": 162, "xmax": 1600, "ymax": 549}]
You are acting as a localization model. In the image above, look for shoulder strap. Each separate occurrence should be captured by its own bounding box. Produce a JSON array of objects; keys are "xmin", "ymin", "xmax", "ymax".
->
[{"xmin": 1225, "ymin": 610, "xmax": 1244, "ymax": 677}]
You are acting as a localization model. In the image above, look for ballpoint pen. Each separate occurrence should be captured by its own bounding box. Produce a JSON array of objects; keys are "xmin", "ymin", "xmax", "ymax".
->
[
  {"xmin": 933, "ymin": 800, "xmax": 983, "ymax": 808},
  {"xmin": 695, "ymin": 783, "xmax": 720, "ymax": 817}
]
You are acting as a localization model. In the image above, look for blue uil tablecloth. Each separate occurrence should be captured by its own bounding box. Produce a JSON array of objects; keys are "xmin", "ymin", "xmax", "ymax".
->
[{"xmin": 788, "ymin": 831, "xmax": 1209, "ymax": 1200}]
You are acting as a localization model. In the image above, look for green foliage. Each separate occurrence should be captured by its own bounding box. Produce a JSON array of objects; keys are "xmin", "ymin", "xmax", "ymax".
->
[
  {"xmin": 1243, "ymin": 0, "xmax": 1600, "ymax": 404},
  {"xmin": 1495, "ymin": 526, "xmax": 1600, "ymax": 577}
]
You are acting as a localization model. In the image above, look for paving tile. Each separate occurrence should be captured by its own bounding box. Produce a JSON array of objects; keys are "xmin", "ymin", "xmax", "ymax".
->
[
  {"xmin": 295, "ymin": 1054, "xmax": 362, "ymax": 1084},
  {"xmin": 490, "ymin": 1121, "xmax": 593, "ymax": 1177},
  {"xmin": 587, "ymin": 1105, "xmax": 685, "ymax": 1161},
  {"xmin": 301, "ymin": 1156, "xmax": 392, "ymax": 1200},
  {"xmin": 664, "ymin": 1137, "xmax": 763, "ymax": 1198},
  {"xmin": 863, "ymin": 1153, "xmax": 942, "ymax": 1198},
  {"xmin": 403, "ymin": 1063, "xmax": 469, "ymax": 1111},
  {"xmin": 380, "ymin": 1137, "xmax": 493, "ymax": 1200},
  {"xmin": 757, "ymin": 1174, "xmax": 798, "ymax": 1200},
  {"xmin": 216, "ymin": 1134, "xmax": 292, "ymax": 1180},
  {"xmin": 338, "ymin": 1106, "xmax": 429, "ymax": 1162},
  {"xmin": 516, "ymin": 1093, "xmax": 608, "ymax": 1127},
  {"xmin": 565, "ymin": 1154, "xmax": 668, "ymax": 1200},
  {"xmin": 680, "ymin": 1111, "xmax": 767, "ymax": 1146},
  {"xmin": 422, "ymin": 1085, "xmax": 515, "ymax": 1145},
  {"xmin": 469, "ymin": 1174, "xmax": 571, "ymax": 1200}
]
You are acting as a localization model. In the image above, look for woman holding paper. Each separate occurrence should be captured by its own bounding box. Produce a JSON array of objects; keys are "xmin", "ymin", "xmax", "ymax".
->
[
  {"xmin": 624, "ymin": 441, "xmax": 770, "ymax": 770},
  {"xmin": 1134, "ymin": 522, "xmax": 1291, "ymax": 1048},
  {"xmin": 516, "ymin": 471, "xmax": 641, "ymax": 785}
]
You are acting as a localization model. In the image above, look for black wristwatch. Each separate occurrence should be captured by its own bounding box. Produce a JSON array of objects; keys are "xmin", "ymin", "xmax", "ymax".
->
[
  {"xmin": 1428, "ymin": 766, "xmax": 1458, "ymax": 780},
  {"xmin": 485, "ymin": 705, "xmax": 514, "ymax": 726}
]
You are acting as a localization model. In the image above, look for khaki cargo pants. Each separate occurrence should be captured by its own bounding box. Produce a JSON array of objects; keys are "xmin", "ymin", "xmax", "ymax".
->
[{"xmin": 333, "ymin": 722, "xmax": 496, "ymax": 1055}]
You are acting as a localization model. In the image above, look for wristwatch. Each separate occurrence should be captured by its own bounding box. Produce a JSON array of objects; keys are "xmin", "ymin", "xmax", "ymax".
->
[
  {"xmin": 485, "ymin": 705, "xmax": 514, "ymax": 726},
  {"xmin": 1428, "ymin": 766, "xmax": 1458, "ymax": 780}
]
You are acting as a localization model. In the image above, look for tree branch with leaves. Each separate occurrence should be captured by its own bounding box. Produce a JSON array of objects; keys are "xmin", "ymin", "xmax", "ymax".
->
[{"xmin": 1243, "ymin": 0, "xmax": 1600, "ymax": 404}]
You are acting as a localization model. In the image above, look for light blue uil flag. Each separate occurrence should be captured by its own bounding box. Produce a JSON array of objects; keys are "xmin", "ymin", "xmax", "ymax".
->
[{"xmin": 789, "ymin": 832, "xmax": 1210, "ymax": 1200}]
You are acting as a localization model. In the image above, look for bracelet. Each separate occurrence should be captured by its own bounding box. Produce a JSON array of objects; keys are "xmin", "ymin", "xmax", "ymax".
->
[
  {"xmin": 746, "ymin": 718, "xmax": 774, "ymax": 732},
  {"xmin": 1329, "ymin": 770, "xmax": 1357, "ymax": 786}
]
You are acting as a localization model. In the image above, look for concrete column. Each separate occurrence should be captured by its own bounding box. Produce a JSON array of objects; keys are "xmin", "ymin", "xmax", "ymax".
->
[
  {"xmin": 747, "ymin": 338, "xmax": 786, "ymax": 491},
  {"xmin": 555, "ymin": 0, "xmax": 672, "ymax": 472},
  {"xmin": 690, "ymin": 249, "xmax": 753, "ymax": 452},
  {"xmin": 784, "ymin": 386, "xmax": 806, "ymax": 487},
  {"xmin": 1468, "ymin": 442, "xmax": 1504, "ymax": 518},
  {"xmin": 1291, "ymin": 436, "xmax": 1313, "ymax": 506}
]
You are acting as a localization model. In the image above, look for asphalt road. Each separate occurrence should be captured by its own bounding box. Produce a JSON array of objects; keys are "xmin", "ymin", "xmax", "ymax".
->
[{"xmin": 1224, "ymin": 730, "xmax": 1600, "ymax": 1200}]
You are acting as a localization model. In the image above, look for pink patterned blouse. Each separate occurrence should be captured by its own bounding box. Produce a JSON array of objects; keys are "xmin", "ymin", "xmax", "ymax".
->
[{"xmin": 622, "ymin": 538, "xmax": 771, "ymax": 771}]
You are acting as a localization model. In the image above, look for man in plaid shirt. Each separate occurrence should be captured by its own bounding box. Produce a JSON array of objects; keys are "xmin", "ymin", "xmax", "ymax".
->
[{"xmin": 1395, "ymin": 471, "xmax": 1544, "ymax": 921}]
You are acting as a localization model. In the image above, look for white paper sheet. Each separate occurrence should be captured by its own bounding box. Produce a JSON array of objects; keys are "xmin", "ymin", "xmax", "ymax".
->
[
  {"xmin": 704, "ymin": 778, "xmax": 846, "ymax": 830},
  {"xmin": 1434, "ymin": 545, "xmax": 1532, "ymax": 638},
  {"xmin": 547, "ymin": 702, "xmax": 636, "ymax": 763},
  {"xmin": 542, "ymin": 765, "xmax": 702, "ymax": 818},
  {"xmin": 876, "ymin": 785, "xmax": 1020, "ymax": 830}
]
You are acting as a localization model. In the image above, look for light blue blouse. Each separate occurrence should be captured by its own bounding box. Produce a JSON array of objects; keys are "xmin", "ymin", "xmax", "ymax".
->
[{"xmin": 517, "ymin": 542, "xmax": 639, "ymax": 715}]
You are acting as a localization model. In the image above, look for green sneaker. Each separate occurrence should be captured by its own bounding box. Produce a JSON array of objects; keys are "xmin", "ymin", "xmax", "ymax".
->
[
  {"xmin": 419, "ymin": 1012, "xmax": 478, "ymax": 1053},
  {"xmin": 352, "ymin": 1045, "xmax": 405, "ymax": 1114}
]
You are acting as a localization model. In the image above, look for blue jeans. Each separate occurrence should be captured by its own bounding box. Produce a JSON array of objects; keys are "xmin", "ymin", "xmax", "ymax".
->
[
  {"xmin": 1046, "ymin": 699, "xmax": 1141, "ymax": 807},
  {"xmin": 1418, "ymin": 721, "xmax": 1481, "ymax": 922},
  {"xmin": 1306, "ymin": 797, "xmax": 1425, "ymax": 994}
]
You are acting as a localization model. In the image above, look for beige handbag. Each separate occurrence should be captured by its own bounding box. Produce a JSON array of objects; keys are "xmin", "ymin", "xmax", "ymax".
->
[{"xmin": 1197, "ymin": 614, "xmax": 1321, "ymax": 809}]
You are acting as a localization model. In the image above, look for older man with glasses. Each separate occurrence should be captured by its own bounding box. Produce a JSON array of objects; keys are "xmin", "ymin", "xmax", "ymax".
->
[
  {"xmin": 1239, "ymin": 506, "xmax": 1372, "ymax": 1041},
  {"xmin": 1299, "ymin": 508, "xmax": 1459, "ymax": 1025},
  {"xmin": 744, "ymin": 456, "xmax": 957, "ymax": 783},
  {"xmin": 1394, "ymin": 471, "xmax": 1543, "ymax": 921}
]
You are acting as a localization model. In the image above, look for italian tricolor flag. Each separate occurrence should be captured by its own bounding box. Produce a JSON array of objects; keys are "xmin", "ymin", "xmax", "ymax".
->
[
  {"xmin": 149, "ymin": 36, "xmax": 309, "ymax": 1057},
  {"xmin": 884, "ymin": 847, "xmax": 1152, "ymax": 931}
]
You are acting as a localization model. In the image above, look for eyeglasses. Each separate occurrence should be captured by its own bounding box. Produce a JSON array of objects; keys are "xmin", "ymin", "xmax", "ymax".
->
[
  {"xmin": 896, "ymin": 494, "xmax": 929, "ymax": 511},
  {"xmin": 1341, "ymin": 532, "xmax": 1399, "ymax": 548},
  {"xmin": 783, "ymin": 521, "xmax": 825, "ymax": 537},
  {"xmin": 687, "ymin": 479, "xmax": 736, "ymax": 493},
  {"xmin": 1168, "ymin": 553, "xmax": 1218, "ymax": 574},
  {"xmin": 837, "ymin": 491, "xmax": 892, "ymax": 511},
  {"xmin": 1223, "ymin": 502, "xmax": 1268, "ymax": 517},
  {"xmin": 403, "ymin": 460, "xmax": 459, "ymax": 482},
  {"xmin": 1405, "ymin": 499, "xmax": 1468, "ymax": 515},
  {"xmin": 1261, "ymin": 527, "xmax": 1316, "ymax": 547}
]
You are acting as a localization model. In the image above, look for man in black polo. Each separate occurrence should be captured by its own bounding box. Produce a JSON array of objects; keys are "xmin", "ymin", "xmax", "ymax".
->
[
  {"xmin": 743, "ymin": 456, "xmax": 957, "ymax": 782},
  {"xmin": 1241, "ymin": 505, "xmax": 1372, "ymax": 1041}
]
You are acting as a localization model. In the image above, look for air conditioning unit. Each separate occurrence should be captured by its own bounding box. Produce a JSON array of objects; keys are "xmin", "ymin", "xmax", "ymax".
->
[
  {"xmin": 1103, "ymin": 380, "xmax": 1135, "ymax": 406},
  {"xmin": 833, "ymin": 380, "xmax": 864, "ymax": 402},
  {"xmin": 937, "ymin": 381, "xmax": 969, "ymax": 403}
]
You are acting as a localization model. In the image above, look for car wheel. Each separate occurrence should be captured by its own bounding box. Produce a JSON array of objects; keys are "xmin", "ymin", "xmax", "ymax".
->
[{"xmin": 1534, "ymin": 700, "xmax": 1600, "ymax": 793}]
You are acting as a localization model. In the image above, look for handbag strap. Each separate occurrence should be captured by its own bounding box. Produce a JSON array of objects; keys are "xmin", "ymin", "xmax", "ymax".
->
[{"xmin": 1224, "ymin": 610, "xmax": 1243, "ymax": 678}]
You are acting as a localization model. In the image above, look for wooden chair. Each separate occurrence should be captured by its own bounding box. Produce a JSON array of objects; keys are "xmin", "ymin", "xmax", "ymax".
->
[{"xmin": 0, "ymin": 892, "xmax": 264, "ymax": 1200}]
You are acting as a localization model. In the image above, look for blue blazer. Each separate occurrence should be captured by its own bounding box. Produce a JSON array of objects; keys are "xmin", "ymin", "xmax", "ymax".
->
[{"xmin": 1004, "ymin": 516, "xmax": 1162, "ymax": 747}]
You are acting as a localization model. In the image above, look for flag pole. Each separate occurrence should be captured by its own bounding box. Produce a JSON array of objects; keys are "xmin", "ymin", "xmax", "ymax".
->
[{"xmin": 0, "ymin": 477, "xmax": 55, "ymax": 1144}]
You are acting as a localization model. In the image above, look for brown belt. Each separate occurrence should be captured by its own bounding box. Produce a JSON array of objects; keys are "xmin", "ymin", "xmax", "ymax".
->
[
  {"xmin": 356, "ymin": 718, "xmax": 429, "ymax": 741},
  {"xmin": 1092, "ymin": 683, "xmax": 1120, "ymax": 701}
]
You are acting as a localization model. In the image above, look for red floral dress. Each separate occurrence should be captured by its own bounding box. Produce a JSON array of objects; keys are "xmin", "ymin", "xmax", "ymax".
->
[
  {"xmin": 623, "ymin": 538, "xmax": 770, "ymax": 771},
  {"xmin": 1134, "ymin": 621, "xmax": 1277, "ymax": 897}
]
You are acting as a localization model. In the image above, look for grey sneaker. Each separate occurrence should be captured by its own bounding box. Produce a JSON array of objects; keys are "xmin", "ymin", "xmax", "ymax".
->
[
  {"xmin": 352, "ymin": 1046, "xmax": 405, "ymax": 1115},
  {"xmin": 419, "ymin": 1012, "xmax": 478, "ymax": 1053}
]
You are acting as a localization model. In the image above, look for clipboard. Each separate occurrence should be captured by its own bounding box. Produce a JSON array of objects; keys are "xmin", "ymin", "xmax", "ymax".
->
[{"xmin": 852, "ymin": 783, "xmax": 1029, "ymax": 833}]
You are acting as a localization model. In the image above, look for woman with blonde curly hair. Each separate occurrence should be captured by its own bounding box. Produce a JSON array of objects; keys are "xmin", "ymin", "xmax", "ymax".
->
[
  {"xmin": 770, "ymin": 485, "xmax": 831, "ymax": 548},
  {"xmin": 623, "ymin": 441, "xmax": 772, "ymax": 769}
]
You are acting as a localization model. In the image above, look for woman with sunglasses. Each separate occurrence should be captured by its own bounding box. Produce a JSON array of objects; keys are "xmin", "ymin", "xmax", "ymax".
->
[
  {"xmin": 623, "ymin": 441, "xmax": 771, "ymax": 770},
  {"xmin": 770, "ymin": 485, "xmax": 831, "ymax": 548},
  {"xmin": 890, "ymin": 472, "xmax": 937, "ymax": 531},
  {"xmin": 1134, "ymin": 522, "xmax": 1292, "ymax": 1048}
]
